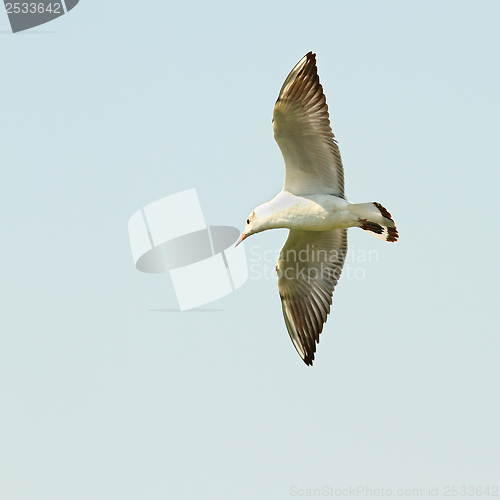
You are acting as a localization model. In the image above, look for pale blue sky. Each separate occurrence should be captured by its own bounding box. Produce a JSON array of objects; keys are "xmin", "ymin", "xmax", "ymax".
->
[{"xmin": 1, "ymin": 1, "xmax": 499, "ymax": 499}]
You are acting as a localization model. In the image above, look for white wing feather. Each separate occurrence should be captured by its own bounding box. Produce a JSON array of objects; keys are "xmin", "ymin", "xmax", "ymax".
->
[
  {"xmin": 273, "ymin": 52, "xmax": 345, "ymax": 197},
  {"xmin": 277, "ymin": 229, "xmax": 347, "ymax": 365}
]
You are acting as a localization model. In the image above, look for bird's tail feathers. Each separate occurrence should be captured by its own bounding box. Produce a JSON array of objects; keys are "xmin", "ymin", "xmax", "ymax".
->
[{"xmin": 348, "ymin": 202, "xmax": 399, "ymax": 242}]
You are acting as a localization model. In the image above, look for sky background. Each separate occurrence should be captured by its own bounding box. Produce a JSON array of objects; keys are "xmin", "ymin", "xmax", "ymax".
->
[{"xmin": 1, "ymin": 1, "xmax": 499, "ymax": 499}]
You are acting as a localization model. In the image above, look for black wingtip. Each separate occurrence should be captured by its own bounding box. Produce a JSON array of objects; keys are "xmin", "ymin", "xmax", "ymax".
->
[
  {"xmin": 302, "ymin": 354, "xmax": 315, "ymax": 366},
  {"xmin": 304, "ymin": 51, "xmax": 316, "ymax": 66}
]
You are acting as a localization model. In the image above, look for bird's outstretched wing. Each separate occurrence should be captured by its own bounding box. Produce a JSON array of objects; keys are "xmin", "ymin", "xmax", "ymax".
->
[
  {"xmin": 277, "ymin": 228, "xmax": 347, "ymax": 365},
  {"xmin": 273, "ymin": 52, "xmax": 345, "ymax": 198}
]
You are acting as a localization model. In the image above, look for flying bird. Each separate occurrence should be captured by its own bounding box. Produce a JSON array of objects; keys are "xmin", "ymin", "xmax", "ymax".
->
[{"xmin": 236, "ymin": 52, "xmax": 398, "ymax": 365}]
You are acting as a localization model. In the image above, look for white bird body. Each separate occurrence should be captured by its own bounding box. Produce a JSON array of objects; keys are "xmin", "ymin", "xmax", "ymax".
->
[
  {"xmin": 237, "ymin": 52, "xmax": 399, "ymax": 365},
  {"xmin": 252, "ymin": 191, "xmax": 359, "ymax": 232}
]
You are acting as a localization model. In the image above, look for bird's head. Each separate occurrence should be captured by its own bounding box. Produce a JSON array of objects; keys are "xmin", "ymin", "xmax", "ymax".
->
[{"xmin": 235, "ymin": 205, "xmax": 270, "ymax": 246}]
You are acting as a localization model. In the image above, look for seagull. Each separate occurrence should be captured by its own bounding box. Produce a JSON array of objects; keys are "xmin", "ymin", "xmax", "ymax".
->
[{"xmin": 236, "ymin": 52, "xmax": 398, "ymax": 366}]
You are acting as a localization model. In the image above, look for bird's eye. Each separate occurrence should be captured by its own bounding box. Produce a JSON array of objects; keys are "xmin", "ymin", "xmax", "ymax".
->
[{"xmin": 246, "ymin": 218, "xmax": 250, "ymax": 224}]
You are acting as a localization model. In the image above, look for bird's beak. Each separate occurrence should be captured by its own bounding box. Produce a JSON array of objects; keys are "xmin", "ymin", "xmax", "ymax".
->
[{"xmin": 235, "ymin": 233, "xmax": 247, "ymax": 247}]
